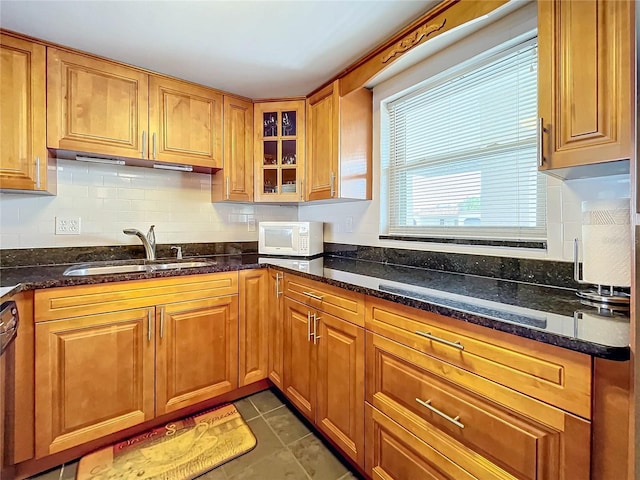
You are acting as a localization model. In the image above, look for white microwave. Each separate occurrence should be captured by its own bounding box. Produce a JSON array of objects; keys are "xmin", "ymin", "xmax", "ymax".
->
[{"xmin": 258, "ymin": 221, "xmax": 324, "ymax": 256}]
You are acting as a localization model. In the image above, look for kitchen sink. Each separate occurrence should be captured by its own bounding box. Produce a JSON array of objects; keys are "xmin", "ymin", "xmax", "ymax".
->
[{"xmin": 63, "ymin": 260, "xmax": 216, "ymax": 276}]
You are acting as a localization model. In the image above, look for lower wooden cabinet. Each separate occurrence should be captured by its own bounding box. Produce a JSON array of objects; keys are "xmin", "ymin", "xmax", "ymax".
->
[
  {"xmin": 267, "ymin": 268, "xmax": 284, "ymax": 389},
  {"xmin": 238, "ymin": 269, "xmax": 269, "ymax": 386},
  {"xmin": 366, "ymin": 404, "xmax": 512, "ymax": 480},
  {"xmin": 282, "ymin": 296, "xmax": 365, "ymax": 467},
  {"xmin": 35, "ymin": 308, "xmax": 156, "ymax": 457},
  {"xmin": 366, "ymin": 332, "xmax": 591, "ymax": 480},
  {"xmin": 34, "ymin": 274, "xmax": 239, "ymax": 458},
  {"xmin": 156, "ymin": 296, "xmax": 238, "ymax": 415}
]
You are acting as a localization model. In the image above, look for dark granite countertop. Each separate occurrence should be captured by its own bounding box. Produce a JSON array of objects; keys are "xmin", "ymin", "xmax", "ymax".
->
[
  {"xmin": 261, "ymin": 256, "xmax": 630, "ymax": 361},
  {"xmin": 0, "ymin": 253, "xmax": 630, "ymax": 361}
]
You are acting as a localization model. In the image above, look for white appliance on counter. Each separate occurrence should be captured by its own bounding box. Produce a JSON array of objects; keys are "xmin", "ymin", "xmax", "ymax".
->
[
  {"xmin": 258, "ymin": 221, "xmax": 323, "ymax": 256},
  {"xmin": 259, "ymin": 256, "xmax": 324, "ymax": 276}
]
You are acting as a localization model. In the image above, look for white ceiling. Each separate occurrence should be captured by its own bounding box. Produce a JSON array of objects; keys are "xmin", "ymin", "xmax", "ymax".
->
[{"xmin": 0, "ymin": 0, "xmax": 440, "ymax": 99}]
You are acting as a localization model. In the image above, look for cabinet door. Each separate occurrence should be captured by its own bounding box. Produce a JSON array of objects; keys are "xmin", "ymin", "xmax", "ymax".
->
[
  {"xmin": 35, "ymin": 308, "xmax": 155, "ymax": 457},
  {"xmin": 254, "ymin": 100, "xmax": 305, "ymax": 202},
  {"xmin": 267, "ymin": 269, "xmax": 285, "ymax": 389},
  {"xmin": 156, "ymin": 296, "xmax": 238, "ymax": 415},
  {"xmin": 0, "ymin": 34, "xmax": 47, "ymax": 192},
  {"xmin": 47, "ymin": 48, "xmax": 149, "ymax": 159},
  {"xmin": 306, "ymin": 82, "xmax": 339, "ymax": 201},
  {"xmin": 315, "ymin": 312, "xmax": 365, "ymax": 467},
  {"xmin": 149, "ymin": 76, "xmax": 223, "ymax": 168},
  {"xmin": 239, "ymin": 269, "xmax": 269, "ymax": 386},
  {"xmin": 216, "ymin": 96, "xmax": 253, "ymax": 201},
  {"xmin": 538, "ymin": 0, "xmax": 633, "ymax": 170},
  {"xmin": 283, "ymin": 298, "xmax": 316, "ymax": 420}
]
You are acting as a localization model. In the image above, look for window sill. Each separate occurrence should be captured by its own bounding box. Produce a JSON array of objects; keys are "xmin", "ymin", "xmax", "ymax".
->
[{"xmin": 379, "ymin": 235, "xmax": 547, "ymax": 249}]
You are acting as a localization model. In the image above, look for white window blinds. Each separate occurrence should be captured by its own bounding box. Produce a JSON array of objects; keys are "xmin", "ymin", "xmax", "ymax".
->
[{"xmin": 385, "ymin": 38, "xmax": 546, "ymax": 243}]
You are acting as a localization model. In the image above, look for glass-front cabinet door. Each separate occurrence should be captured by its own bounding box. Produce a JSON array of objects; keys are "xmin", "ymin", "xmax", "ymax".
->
[{"xmin": 254, "ymin": 100, "xmax": 305, "ymax": 202}]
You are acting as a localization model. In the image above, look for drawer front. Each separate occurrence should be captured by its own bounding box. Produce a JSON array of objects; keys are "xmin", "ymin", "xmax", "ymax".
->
[
  {"xmin": 365, "ymin": 296, "xmax": 592, "ymax": 418},
  {"xmin": 35, "ymin": 272, "xmax": 238, "ymax": 321},
  {"xmin": 284, "ymin": 273, "xmax": 364, "ymax": 326},
  {"xmin": 365, "ymin": 404, "xmax": 515, "ymax": 480},
  {"xmin": 367, "ymin": 333, "xmax": 557, "ymax": 480}
]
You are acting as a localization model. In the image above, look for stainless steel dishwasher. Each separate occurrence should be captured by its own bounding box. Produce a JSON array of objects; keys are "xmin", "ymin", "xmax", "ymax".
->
[{"xmin": 0, "ymin": 301, "xmax": 19, "ymax": 479}]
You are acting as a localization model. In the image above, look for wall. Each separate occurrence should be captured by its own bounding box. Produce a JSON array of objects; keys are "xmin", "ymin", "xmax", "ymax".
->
[
  {"xmin": 298, "ymin": 2, "xmax": 631, "ymax": 262},
  {"xmin": 0, "ymin": 159, "xmax": 297, "ymax": 249}
]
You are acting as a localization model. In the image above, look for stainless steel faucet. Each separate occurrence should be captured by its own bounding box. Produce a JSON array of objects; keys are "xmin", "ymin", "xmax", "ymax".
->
[{"xmin": 123, "ymin": 225, "xmax": 156, "ymax": 260}]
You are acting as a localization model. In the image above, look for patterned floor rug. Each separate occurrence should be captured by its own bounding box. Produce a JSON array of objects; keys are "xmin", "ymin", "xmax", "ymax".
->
[{"xmin": 77, "ymin": 403, "xmax": 256, "ymax": 480}]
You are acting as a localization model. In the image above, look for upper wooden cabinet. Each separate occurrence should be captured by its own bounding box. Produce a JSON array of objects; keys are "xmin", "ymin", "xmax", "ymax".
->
[
  {"xmin": 306, "ymin": 81, "xmax": 372, "ymax": 201},
  {"xmin": 0, "ymin": 34, "xmax": 50, "ymax": 193},
  {"xmin": 253, "ymin": 100, "xmax": 305, "ymax": 202},
  {"xmin": 212, "ymin": 96, "xmax": 254, "ymax": 202},
  {"xmin": 47, "ymin": 48, "xmax": 223, "ymax": 169},
  {"xmin": 538, "ymin": 0, "xmax": 634, "ymax": 172},
  {"xmin": 47, "ymin": 48, "xmax": 149, "ymax": 160},
  {"xmin": 149, "ymin": 76, "xmax": 222, "ymax": 168}
]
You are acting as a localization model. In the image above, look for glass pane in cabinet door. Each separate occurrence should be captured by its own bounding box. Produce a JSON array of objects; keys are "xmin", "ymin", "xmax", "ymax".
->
[
  {"xmin": 282, "ymin": 111, "xmax": 296, "ymax": 136},
  {"xmin": 282, "ymin": 140, "xmax": 296, "ymax": 165},
  {"xmin": 263, "ymin": 141, "xmax": 277, "ymax": 165},
  {"xmin": 282, "ymin": 168, "xmax": 297, "ymax": 194},
  {"xmin": 263, "ymin": 112, "xmax": 278, "ymax": 137},
  {"xmin": 263, "ymin": 169, "xmax": 278, "ymax": 194}
]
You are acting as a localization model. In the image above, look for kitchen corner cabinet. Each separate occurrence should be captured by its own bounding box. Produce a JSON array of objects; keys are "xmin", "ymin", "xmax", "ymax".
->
[
  {"xmin": 0, "ymin": 34, "xmax": 51, "ymax": 193},
  {"xmin": 33, "ymin": 273, "xmax": 238, "ymax": 457},
  {"xmin": 306, "ymin": 81, "xmax": 372, "ymax": 201},
  {"xmin": 238, "ymin": 269, "xmax": 269, "ymax": 386},
  {"xmin": 537, "ymin": 0, "xmax": 634, "ymax": 171},
  {"xmin": 253, "ymin": 100, "xmax": 305, "ymax": 202},
  {"xmin": 267, "ymin": 268, "xmax": 285, "ymax": 389},
  {"xmin": 47, "ymin": 48, "xmax": 223, "ymax": 169},
  {"xmin": 282, "ymin": 274, "xmax": 365, "ymax": 467},
  {"xmin": 212, "ymin": 96, "xmax": 254, "ymax": 202}
]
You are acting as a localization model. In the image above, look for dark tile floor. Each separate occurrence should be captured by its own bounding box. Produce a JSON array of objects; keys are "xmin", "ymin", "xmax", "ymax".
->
[{"xmin": 29, "ymin": 389, "xmax": 362, "ymax": 480}]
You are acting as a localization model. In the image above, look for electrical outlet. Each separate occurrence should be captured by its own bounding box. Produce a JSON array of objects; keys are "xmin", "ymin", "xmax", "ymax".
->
[
  {"xmin": 345, "ymin": 216, "xmax": 353, "ymax": 233},
  {"xmin": 247, "ymin": 217, "xmax": 256, "ymax": 232},
  {"xmin": 55, "ymin": 217, "xmax": 81, "ymax": 235}
]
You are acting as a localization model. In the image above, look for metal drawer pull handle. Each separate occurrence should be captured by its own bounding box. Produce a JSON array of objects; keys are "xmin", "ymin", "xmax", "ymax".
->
[
  {"xmin": 152, "ymin": 133, "xmax": 157, "ymax": 159},
  {"xmin": 416, "ymin": 398, "xmax": 464, "ymax": 429},
  {"xmin": 303, "ymin": 291, "xmax": 323, "ymax": 301},
  {"xmin": 275, "ymin": 273, "xmax": 283, "ymax": 297},
  {"xmin": 160, "ymin": 307, "xmax": 165, "ymax": 339},
  {"xmin": 142, "ymin": 131, "xmax": 147, "ymax": 158},
  {"xmin": 415, "ymin": 330, "xmax": 464, "ymax": 350},
  {"xmin": 147, "ymin": 310, "xmax": 152, "ymax": 342},
  {"xmin": 35, "ymin": 157, "xmax": 41, "ymax": 189},
  {"xmin": 313, "ymin": 314, "xmax": 321, "ymax": 344},
  {"xmin": 537, "ymin": 117, "xmax": 546, "ymax": 167},
  {"xmin": 307, "ymin": 311, "xmax": 314, "ymax": 342}
]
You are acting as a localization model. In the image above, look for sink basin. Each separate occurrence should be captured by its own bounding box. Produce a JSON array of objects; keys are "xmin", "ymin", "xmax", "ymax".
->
[{"xmin": 63, "ymin": 260, "xmax": 216, "ymax": 276}]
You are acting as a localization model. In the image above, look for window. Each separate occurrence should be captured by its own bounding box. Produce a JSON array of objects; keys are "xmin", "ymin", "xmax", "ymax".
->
[{"xmin": 383, "ymin": 37, "xmax": 546, "ymax": 245}]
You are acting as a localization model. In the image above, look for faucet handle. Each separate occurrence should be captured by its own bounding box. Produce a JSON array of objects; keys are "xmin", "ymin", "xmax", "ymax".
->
[
  {"xmin": 171, "ymin": 246, "xmax": 183, "ymax": 259},
  {"xmin": 147, "ymin": 225, "xmax": 156, "ymax": 243}
]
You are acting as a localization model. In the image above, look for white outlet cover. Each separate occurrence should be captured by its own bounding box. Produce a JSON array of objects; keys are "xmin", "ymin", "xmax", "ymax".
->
[{"xmin": 55, "ymin": 217, "xmax": 81, "ymax": 235}]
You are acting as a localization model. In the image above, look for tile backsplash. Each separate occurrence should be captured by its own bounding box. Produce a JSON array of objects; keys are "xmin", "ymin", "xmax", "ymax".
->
[{"xmin": 0, "ymin": 159, "xmax": 297, "ymax": 249}]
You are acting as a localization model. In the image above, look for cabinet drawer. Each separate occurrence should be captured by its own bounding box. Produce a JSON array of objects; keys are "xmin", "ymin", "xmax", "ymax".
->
[
  {"xmin": 365, "ymin": 404, "xmax": 515, "ymax": 480},
  {"xmin": 35, "ymin": 272, "xmax": 238, "ymax": 321},
  {"xmin": 366, "ymin": 333, "xmax": 593, "ymax": 480},
  {"xmin": 365, "ymin": 296, "xmax": 591, "ymax": 418},
  {"xmin": 284, "ymin": 274, "xmax": 364, "ymax": 326}
]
